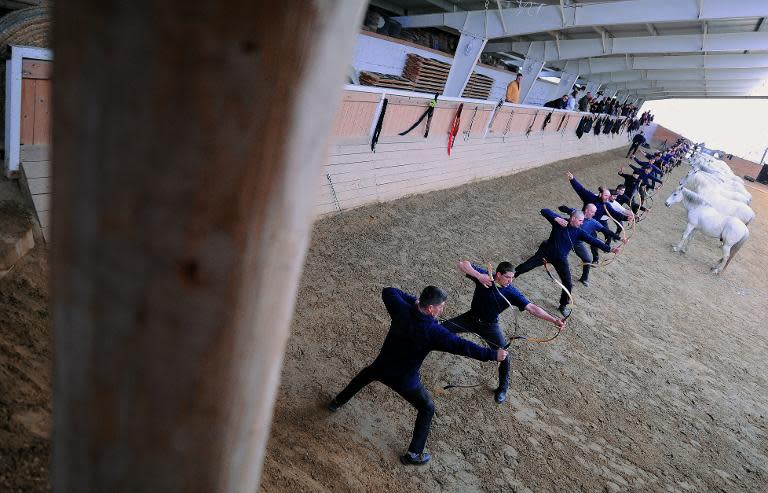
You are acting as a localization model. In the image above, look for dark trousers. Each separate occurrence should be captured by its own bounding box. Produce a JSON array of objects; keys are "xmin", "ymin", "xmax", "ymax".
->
[
  {"xmin": 590, "ymin": 244, "xmax": 600, "ymax": 264},
  {"xmin": 514, "ymin": 247, "xmax": 572, "ymax": 307},
  {"xmin": 626, "ymin": 142, "xmax": 641, "ymax": 157},
  {"xmin": 572, "ymin": 241, "xmax": 591, "ymax": 281},
  {"xmin": 333, "ymin": 366, "xmax": 434, "ymax": 454},
  {"xmin": 443, "ymin": 312, "xmax": 509, "ymax": 391},
  {"xmin": 591, "ymin": 222, "xmax": 613, "ymax": 264}
]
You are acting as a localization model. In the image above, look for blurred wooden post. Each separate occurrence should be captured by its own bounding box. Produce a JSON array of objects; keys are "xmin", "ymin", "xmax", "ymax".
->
[{"xmin": 50, "ymin": 1, "xmax": 365, "ymax": 491}]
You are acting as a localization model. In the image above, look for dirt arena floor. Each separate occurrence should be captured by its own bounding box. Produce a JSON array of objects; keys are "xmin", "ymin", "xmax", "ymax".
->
[
  {"xmin": 0, "ymin": 179, "xmax": 50, "ymax": 492},
  {"xmin": 261, "ymin": 147, "xmax": 768, "ymax": 492},
  {"xmin": 1, "ymin": 146, "xmax": 766, "ymax": 492}
]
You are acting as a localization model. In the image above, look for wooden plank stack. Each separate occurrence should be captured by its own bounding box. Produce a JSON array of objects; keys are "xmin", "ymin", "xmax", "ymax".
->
[
  {"xmin": 359, "ymin": 71, "xmax": 415, "ymax": 90},
  {"xmin": 357, "ymin": 55, "xmax": 495, "ymax": 100},
  {"xmin": 462, "ymin": 72, "xmax": 494, "ymax": 100},
  {"xmin": 403, "ymin": 54, "xmax": 450, "ymax": 93}
]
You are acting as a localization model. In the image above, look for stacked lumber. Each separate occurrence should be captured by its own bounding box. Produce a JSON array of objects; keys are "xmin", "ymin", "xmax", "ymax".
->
[
  {"xmin": 357, "ymin": 55, "xmax": 495, "ymax": 100},
  {"xmin": 462, "ymin": 72, "xmax": 493, "ymax": 100},
  {"xmin": 403, "ymin": 54, "xmax": 450, "ymax": 93},
  {"xmin": 359, "ymin": 71, "xmax": 415, "ymax": 90}
]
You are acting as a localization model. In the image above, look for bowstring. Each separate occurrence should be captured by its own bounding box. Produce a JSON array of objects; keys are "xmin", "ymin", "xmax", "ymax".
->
[
  {"xmin": 435, "ymin": 266, "xmax": 510, "ymax": 392},
  {"xmin": 598, "ymin": 202, "xmax": 626, "ymax": 267},
  {"xmin": 437, "ymin": 262, "xmax": 559, "ymax": 393},
  {"xmin": 489, "ymin": 267, "xmax": 563, "ymax": 345},
  {"xmin": 541, "ymin": 259, "xmax": 574, "ymax": 314}
]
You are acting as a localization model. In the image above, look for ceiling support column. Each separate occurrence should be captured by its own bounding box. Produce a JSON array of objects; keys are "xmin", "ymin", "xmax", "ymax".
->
[{"xmin": 50, "ymin": 1, "xmax": 365, "ymax": 492}]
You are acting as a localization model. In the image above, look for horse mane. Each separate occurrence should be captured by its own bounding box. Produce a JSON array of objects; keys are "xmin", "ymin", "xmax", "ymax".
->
[
  {"xmin": 698, "ymin": 163, "xmax": 716, "ymax": 174},
  {"xmin": 680, "ymin": 187, "xmax": 711, "ymax": 207},
  {"xmin": 698, "ymin": 162, "xmax": 729, "ymax": 178}
]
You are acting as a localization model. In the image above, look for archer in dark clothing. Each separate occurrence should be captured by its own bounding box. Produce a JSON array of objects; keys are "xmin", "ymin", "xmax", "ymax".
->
[
  {"xmin": 444, "ymin": 262, "xmax": 563, "ymax": 404},
  {"xmin": 630, "ymin": 162, "xmax": 664, "ymax": 188},
  {"xmin": 625, "ymin": 162, "xmax": 663, "ymax": 211},
  {"xmin": 616, "ymin": 172, "xmax": 646, "ymax": 213},
  {"xmin": 329, "ymin": 286, "xmax": 505, "ymax": 466},
  {"xmin": 567, "ymin": 174, "xmax": 632, "ymax": 226},
  {"xmin": 558, "ymin": 204, "xmax": 622, "ymax": 286},
  {"xmin": 513, "ymin": 209, "xmax": 620, "ymax": 317},
  {"xmin": 618, "ymin": 170, "xmax": 641, "ymax": 202},
  {"xmin": 567, "ymin": 173, "xmax": 633, "ymax": 263}
]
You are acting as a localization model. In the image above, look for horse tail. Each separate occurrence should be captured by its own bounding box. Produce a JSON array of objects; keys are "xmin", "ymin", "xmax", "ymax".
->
[
  {"xmin": 721, "ymin": 228, "xmax": 749, "ymax": 274},
  {"xmin": 744, "ymin": 210, "xmax": 755, "ymax": 226}
]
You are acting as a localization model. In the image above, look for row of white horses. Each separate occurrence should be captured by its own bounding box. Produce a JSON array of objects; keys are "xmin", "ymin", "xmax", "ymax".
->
[{"xmin": 664, "ymin": 152, "xmax": 754, "ymax": 274}]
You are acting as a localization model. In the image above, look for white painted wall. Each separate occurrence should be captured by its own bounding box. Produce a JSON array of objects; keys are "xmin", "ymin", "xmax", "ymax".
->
[
  {"xmin": 352, "ymin": 33, "xmax": 558, "ymax": 103},
  {"xmin": 642, "ymin": 123, "xmax": 658, "ymax": 142},
  {"xmin": 526, "ymin": 79, "xmax": 561, "ymax": 106}
]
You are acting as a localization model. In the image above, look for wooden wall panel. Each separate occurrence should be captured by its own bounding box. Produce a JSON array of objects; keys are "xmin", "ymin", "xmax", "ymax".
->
[
  {"xmin": 316, "ymin": 111, "xmax": 631, "ymax": 217},
  {"xmin": 20, "ymin": 78, "xmax": 36, "ymax": 145},
  {"xmin": 330, "ymin": 93, "xmax": 379, "ymax": 137},
  {"xmin": 488, "ymin": 108, "xmax": 516, "ymax": 135},
  {"xmin": 32, "ymin": 79, "xmax": 52, "ymax": 145},
  {"xmin": 22, "ymin": 59, "xmax": 53, "ymax": 79}
]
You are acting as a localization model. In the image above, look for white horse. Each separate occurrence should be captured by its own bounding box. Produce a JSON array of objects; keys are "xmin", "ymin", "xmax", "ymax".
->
[
  {"xmin": 689, "ymin": 155, "xmax": 752, "ymax": 196},
  {"xmin": 694, "ymin": 162, "xmax": 750, "ymax": 194},
  {"xmin": 691, "ymin": 155, "xmax": 742, "ymax": 180},
  {"xmin": 673, "ymin": 184, "xmax": 755, "ymax": 225},
  {"xmin": 665, "ymin": 187, "xmax": 749, "ymax": 274},
  {"xmin": 681, "ymin": 171, "xmax": 751, "ymax": 204}
]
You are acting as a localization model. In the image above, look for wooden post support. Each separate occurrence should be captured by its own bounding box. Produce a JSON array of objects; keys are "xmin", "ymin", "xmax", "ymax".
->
[{"xmin": 50, "ymin": 1, "xmax": 365, "ymax": 491}]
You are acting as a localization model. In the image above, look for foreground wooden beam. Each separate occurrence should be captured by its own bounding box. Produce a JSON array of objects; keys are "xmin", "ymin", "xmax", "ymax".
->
[{"xmin": 51, "ymin": 1, "xmax": 365, "ymax": 491}]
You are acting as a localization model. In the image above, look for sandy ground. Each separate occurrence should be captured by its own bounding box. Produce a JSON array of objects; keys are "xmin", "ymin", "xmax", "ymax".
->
[
  {"xmin": 0, "ymin": 178, "xmax": 51, "ymax": 492},
  {"xmin": 261, "ymin": 147, "xmax": 768, "ymax": 492},
  {"xmin": 1, "ymin": 147, "xmax": 766, "ymax": 492}
]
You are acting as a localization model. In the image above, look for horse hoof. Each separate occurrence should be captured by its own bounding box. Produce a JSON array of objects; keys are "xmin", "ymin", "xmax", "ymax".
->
[{"xmin": 672, "ymin": 246, "xmax": 679, "ymax": 252}]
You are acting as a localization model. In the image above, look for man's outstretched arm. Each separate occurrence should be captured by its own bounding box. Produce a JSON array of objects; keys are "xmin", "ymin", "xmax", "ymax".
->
[{"xmin": 524, "ymin": 303, "xmax": 565, "ymax": 328}]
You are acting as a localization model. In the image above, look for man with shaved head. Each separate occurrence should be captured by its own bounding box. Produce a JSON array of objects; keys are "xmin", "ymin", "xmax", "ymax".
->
[
  {"xmin": 558, "ymin": 203, "xmax": 624, "ymax": 287},
  {"xmin": 567, "ymin": 171, "xmax": 635, "ymax": 230},
  {"xmin": 513, "ymin": 208, "xmax": 622, "ymax": 317}
]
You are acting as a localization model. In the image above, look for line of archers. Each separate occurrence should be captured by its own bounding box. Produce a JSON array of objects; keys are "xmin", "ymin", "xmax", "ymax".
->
[{"xmin": 437, "ymin": 261, "xmax": 573, "ymax": 392}]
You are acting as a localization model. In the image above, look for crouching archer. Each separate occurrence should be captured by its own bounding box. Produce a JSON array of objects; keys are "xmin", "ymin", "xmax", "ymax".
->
[
  {"xmin": 328, "ymin": 286, "xmax": 507, "ymax": 466},
  {"xmin": 444, "ymin": 261, "xmax": 564, "ymax": 405}
]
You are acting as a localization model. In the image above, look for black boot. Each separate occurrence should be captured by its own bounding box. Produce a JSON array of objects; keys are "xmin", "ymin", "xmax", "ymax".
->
[
  {"xmin": 494, "ymin": 387, "xmax": 508, "ymax": 404},
  {"xmin": 400, "ymin": 451, "xmax": 431, "ymax": 465},
  {"xmin": 328, "ymin": 398, "xmax": 342, "ymax": 412}
]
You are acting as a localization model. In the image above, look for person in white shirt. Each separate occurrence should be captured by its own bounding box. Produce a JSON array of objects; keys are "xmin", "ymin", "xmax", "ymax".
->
[{"xmin": 566, "ymin": 89, "xmax": 578, "ymax": 111}]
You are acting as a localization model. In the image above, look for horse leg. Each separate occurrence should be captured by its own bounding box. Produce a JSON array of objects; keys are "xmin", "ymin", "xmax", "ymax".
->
[
  {"xmin": 673, "ymin": 224, "xmax": 695, "ymax": 253},
  {"xmin": 681, "ymin": 229, "xmax": 697, "ymax": 253},
  {"xmin": 711, "ymin": 243, "xmax": 732, "ymax": 274}
]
